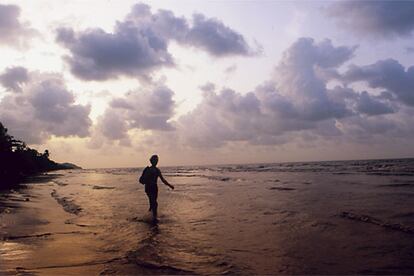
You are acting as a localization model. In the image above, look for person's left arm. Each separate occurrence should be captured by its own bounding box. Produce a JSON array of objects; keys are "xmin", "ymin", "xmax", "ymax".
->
[{"xmin": 159, "ymin": 169, "xmax": 174, "ymax": 190}]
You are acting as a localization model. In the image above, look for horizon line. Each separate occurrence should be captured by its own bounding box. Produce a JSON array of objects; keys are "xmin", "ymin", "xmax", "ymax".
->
[{"xmin": 77, "ymin": 156, "xmax": 414, "ymax": 170}]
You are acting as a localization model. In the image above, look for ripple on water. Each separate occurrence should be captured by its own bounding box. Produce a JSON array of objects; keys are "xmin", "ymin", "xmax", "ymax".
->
[
  {"xmin": 50, "ymin": 190, "xmax": 82, "ymax": 215},
  {"xmin": 339, "ymin": 211, "xmax": 414, "ymax": 234}
]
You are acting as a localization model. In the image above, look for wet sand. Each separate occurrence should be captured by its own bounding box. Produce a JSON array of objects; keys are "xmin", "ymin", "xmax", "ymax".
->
[
  {"xmin": 2, "ymin": 160, "xmax": 414, "ymax": 274},
  {"xmin": 0, "ymin": 177, "xmax": 110, "ymax": 275}
]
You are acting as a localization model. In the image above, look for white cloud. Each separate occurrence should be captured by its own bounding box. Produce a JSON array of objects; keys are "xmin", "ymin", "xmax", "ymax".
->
[
  {"xmin": 56, "ymin": 3, "xmax": 256, "ymax": 81},
  {"xmin": 0, "ymin": 4, "xmax": 37, "ymax": 48},
  {"xmin": 89, "ymin": 84, "xmax": 175, "ymax": 148},
  {"xmin": 0, "ymin": 68, "xmax": 91, "ymax": 144}
]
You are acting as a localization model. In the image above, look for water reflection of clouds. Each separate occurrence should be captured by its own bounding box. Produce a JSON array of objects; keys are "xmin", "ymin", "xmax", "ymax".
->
[{"xmin": 0, "ymin": 241, "xmax": 31, "ymax": 261}]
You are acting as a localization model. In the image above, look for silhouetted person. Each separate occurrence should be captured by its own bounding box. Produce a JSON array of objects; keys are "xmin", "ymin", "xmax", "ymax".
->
[{"xmin": 139, "ymin": 155, "xmax": 174, "ymax": 222}]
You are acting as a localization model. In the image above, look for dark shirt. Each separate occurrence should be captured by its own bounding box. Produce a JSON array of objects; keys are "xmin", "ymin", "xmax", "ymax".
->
[{"xmin": 144, "ymin": 166, "xmax": 160, "ymax": 194}]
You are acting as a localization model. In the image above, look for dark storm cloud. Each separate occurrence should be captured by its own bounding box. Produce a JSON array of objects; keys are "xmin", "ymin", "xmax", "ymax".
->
[
  {"xmin": 328, "ymin": 1, "xmax": 414, "ymax": 37},
  {"xmin": 0, "ymin": 4, "xmax": 36, "ymax": 47},
  {"xmin": 0, "ymin": 70, "xmax": 92, "ymax": 144},
  {"xmin": 56, "ymin": 3, "xmax": 255, "ymax": 81},
  {"xmin": 0, "ymin": 66, "xmax": 29, "ymax": 92},
  {"xmin": 342, "ymin": 59, "xmax": 414, "ymax": 106}
]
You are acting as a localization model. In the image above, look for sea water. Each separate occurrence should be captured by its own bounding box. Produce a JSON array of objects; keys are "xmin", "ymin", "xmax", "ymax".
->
[{"xmin": 1, "ymin": 158, "xmax": 414, "ymax": 274}]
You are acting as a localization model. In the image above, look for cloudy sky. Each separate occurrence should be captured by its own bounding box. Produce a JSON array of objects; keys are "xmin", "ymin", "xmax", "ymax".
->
[{"xmin": 1, "ymin": 0, "xmax": 414, "ymax": 168}]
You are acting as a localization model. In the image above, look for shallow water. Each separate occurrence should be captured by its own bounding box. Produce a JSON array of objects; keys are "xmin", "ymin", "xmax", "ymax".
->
[{"xmin": 2, "ymin": 158, "xmax": 414, "ymax": 274}]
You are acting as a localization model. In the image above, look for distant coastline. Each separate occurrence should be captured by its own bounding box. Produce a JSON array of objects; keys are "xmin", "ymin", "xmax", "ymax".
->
[{"xmin": 0, "ymin": 122, "xmax": 81, "ymax": 189}]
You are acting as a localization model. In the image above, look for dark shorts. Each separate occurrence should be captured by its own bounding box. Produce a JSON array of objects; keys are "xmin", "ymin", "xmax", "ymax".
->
[{"xmin": 145, "ymin": 183, "xmax": 158, "ymax": 195}]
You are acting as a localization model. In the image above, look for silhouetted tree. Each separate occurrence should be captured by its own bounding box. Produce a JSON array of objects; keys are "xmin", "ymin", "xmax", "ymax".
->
[
  {"xmin": 0, "ymin": 121, "xmax": 70, "ymax": 189},
  {"xmin": 0, "ymin": 122, "xmax": 13, "ymax": 153}
]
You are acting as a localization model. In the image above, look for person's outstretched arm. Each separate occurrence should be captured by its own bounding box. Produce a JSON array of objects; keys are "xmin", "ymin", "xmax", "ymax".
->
[{"xmin": 159, "ymin": 170, "xmax": 174, "ymax": 190}]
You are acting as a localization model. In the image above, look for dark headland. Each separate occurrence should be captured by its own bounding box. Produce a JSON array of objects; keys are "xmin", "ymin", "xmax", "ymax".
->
[{"xmin": 0, "ymin": 122, "xmax": 81, "ymax": 189}]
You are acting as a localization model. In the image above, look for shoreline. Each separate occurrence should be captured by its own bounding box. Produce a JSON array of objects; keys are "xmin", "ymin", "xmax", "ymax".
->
[
  {"xmin": 0, "ymin": 168, "xmax": 80, "ymax": 191},
  {"xmin": 0, "ymin": 174, "xmax": 106, "ymax": 275}
]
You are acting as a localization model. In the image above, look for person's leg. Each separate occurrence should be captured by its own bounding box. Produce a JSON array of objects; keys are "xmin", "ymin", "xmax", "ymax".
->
[
  {"xmin": 149, "ymin": 192, "xmax": 158, "ymax": 221},
  {"xmin": 146, "ymin": 193, "xmax": 152, "ymax": 211}
]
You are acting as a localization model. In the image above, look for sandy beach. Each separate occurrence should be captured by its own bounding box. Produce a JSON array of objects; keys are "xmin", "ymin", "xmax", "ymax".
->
[
  {"xmin": 2, "ymin": 159, "xmax": 414, "ymax": 274},
  {"xmin": 0, "ymin": 175, "xmax": 111, "ymax": 275}
]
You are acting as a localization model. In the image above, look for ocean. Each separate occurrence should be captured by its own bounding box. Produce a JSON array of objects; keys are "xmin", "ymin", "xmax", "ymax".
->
[{"xmin": 1, "ymin": 158, "xmax": 414, "ymax": 274}]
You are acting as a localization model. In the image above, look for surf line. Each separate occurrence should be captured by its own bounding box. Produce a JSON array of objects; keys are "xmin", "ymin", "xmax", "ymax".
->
[
  {"xmin": 15, "ymin": 257, "xmax": 125, "ymax": 270},
  {"xmin": 339, "ymin": 211, "xmax": 414, "ymax": 234},
  {"xmin": 3, "ymin": 231, "xmax": 96, "ymax": 241}
]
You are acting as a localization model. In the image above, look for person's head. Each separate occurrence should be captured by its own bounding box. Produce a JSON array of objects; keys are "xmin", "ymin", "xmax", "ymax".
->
[{"xmin": 150, "ymin": 154, "xmax": 159, "ymax": 166}]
